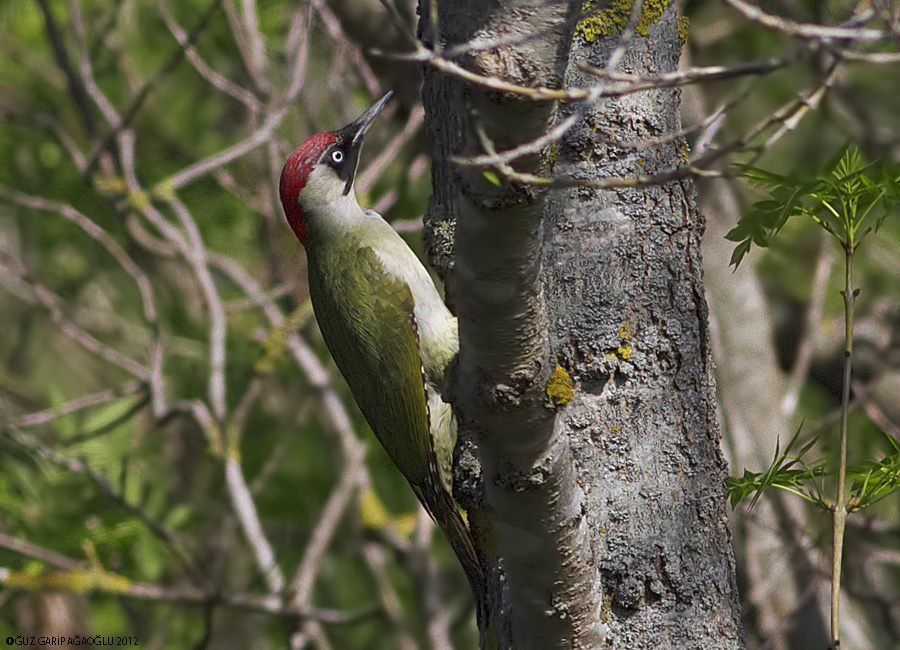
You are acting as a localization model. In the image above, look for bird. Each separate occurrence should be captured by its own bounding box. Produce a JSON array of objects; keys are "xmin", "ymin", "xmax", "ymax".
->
[{"xmin": 278, "ymin": 91, "xmax": 483, "ymax": 605}]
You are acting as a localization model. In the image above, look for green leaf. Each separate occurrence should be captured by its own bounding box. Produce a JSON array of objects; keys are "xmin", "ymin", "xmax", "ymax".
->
[
  {"xmin": 726, "ymin": 423, "xmax": 828, "ymax": 509},
  {"xmin": 729, "ymin": 239, "xmax": 752, "ymax": 268},
  {"xmin": 741, "ymin": 166, "xmax": 789, "ymax": 190},
  {"xmin": 482, "ymin": 170, "xmax": 501, "ymax": 186},
  {"xmin": 848, "ymin": 450, "xmax": 900, "ymax": 510}
]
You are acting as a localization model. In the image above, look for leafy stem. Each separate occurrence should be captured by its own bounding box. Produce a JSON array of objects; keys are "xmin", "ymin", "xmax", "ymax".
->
[
  {"xmin": 830, "ymin": 243, "xmax": 853, "ymax": 649},
  {"xmin": 724, "ymin": 146, "xmax": 900, "ymax": 649}
]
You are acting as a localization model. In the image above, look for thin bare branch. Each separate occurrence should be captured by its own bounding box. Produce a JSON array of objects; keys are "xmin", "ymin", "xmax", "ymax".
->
[
  {"xmin": 167, "ymin": 197, "xmax": 228, "ymax": 422},
  {"xmin": 225, "ymin": 455, "xmax": 286, "ymax": 593},
  {"xmin": 0, "ymin": 262, "xmax": 150, "ymax": 380},
  {"xmin": 201, "ymin": 253, "xmax": 370, "ymax": 613},
  {"xmin": 66, "ymin": 0, "xmax": 123, "ymax": 127},
  {"xmin": 0, "ymin": 550, "xmax": 372, "ymax": 622},
  {"xmin": 83, "ymin": 0, "xmax": 221, "ymax": 174},
  {"xmin": 725, "ymin": 0, "xmax": 896, "ymax": 41},
  {"xmin": 456, "ymin": 111, "xmax": 580, "ymax": 168},
  {"xmin": 0, "ymin": 533, "xmax": 79, "ymax": 570},
  {"xmin": 13, "ymin": 381, "xmax": 144, "ymax": 428},
  {"xmin": 579, "ymin": 57, "xmax": 790, "ymax": 89},
  {"xmin": 162, "ymin": 106, "xmax": 288, "ymax": 191},
  {"xmin": 310, "ymin": 0, "xmax": 380, "ymax": 98},
  {"xmin": 0, "ymin": 108, "xmax": 88, "ymax": 171},
  {"xmin": 240, "ymin": 0, "xmax": 269, "ymax": 92},
  {"xmin": 470, "ymin": 58, "xmax": 839, "ymax": 190},
  {"xmin": 221, "ymin": 0, "xmax": 270, "ymax": 96},
  {"xmin": 158, "ymin": 0, "xmax": 261, "ymax": 111},
  {"xmin": 413, "ymin": 515, "xmax": 455, "ymax": 650},
  {"xmin": 360, "ymin": 542, "xmax": 418, "ymax": 650},
  {"xmin": 283, "ymin": 6, "xmax": 313, "ymax": 104},
  {"xmin": 0, "ymin": 186, "xmax": 158, "ymax": 327},
  {"xmin": 288, "ymin": 465, "xmax": 367, "ymax": 610},
  {"xmin": 34, "ymin": 0, "xmax": 98, "ymax": 138}
]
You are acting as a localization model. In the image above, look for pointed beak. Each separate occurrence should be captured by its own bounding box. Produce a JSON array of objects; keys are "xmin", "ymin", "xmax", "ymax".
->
[
  {"xmin": 338, "ymin": 91, "xmax": 393, "ymax": 194},
  {"xmin": 343, "ymin": 91, "xmax": 393, "ymax": 146}
]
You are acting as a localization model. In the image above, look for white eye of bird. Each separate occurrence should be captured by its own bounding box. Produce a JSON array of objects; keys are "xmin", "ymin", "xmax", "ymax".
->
[{"xmin": 331, "ymin": 150, "xmax": 344, "ymax": 164}]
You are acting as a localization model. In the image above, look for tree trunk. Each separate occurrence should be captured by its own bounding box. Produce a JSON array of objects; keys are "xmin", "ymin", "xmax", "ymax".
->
[{"xmin": 421, "ymin": 2, "xmax": 745, "ymax": 648}]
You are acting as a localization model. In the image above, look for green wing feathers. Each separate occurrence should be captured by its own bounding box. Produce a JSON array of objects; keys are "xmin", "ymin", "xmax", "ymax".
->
[
  {"xmin": 308, "ymin": 244, "xmax": 482, "ymax": 592},
  {"xmin": 311, "ymin": 246, "xmax": 429, "ymax": 485}
]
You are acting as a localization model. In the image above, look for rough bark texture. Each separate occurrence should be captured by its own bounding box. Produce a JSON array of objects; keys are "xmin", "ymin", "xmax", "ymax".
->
[
  {"xmin": 422, "ymin": 1, "xmax": 744, "ymax": 648},
  {"xmin": 422, "ymin": 1, "xmax": 603, "ymax": 648},
  {"xmin": 543, "ymin": 5, "xmax": 743, "ymax": 646}
]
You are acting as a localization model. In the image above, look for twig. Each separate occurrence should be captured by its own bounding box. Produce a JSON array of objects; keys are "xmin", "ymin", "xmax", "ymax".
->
[
  {"xmin": 0, "ymin": 263, "xmax": 150, "ymax": 380},
  {"xmin": 201, "ymin": 254, "xmax": 370, "ymax": 616},
  {"xmin": 167, "ymin": 198, "xmax": 228, "ymax": 423},
  {"xmin": 310, "ymin": 0, "xmax": 380, "ymax": 98},
  {"xmin": 831, "ymin": 245, "xmax": 856, "ymax": 647},
  {"xmin": 13, "ymin": 381, "xmax": 144, "ymax": 428},
  {"xmin": 83, "ymin": 0, "xmax": 221, "ymax": 175},
  {"xmin": 162, "ymin": 106, "xmax": 289, "ymax": 191},
  {"xmin": 34, "ymin": 0, "xmax": 98, "ymax": 138},
  {"xmin": 456, "ymin": 111, "xmax": 580, "ymax": 168},
  {"xmin": 240, "ymin": 0, "xmax": 269, "ymax": 94},
  {"xmin": 578, "ymin": 58, "xmax": 789, "ymax": 89},
  {"xmin": 725, "ymin": 0, "xmax": 895, "ymax": 41},
  {"xmin": 413, "ymin": 515, "xmax": 455, "ymax": 650},
  {"xmin": 221, "ymin": 0, "xmax": 270, "ymax": 96},
  {"xmin": 605, "ymin": 0, "xmax": 646, "ymax": 72},
  {"xmin": 0, "ymin": 554, "xmax": 373, "ymax": 622},
  {"xmin": 224, "ymin": 283, "xmax": 296, "ymax": 312},
  {"xmin": 0, "ymin": 533, "xmax": 79, "ymax": 570},
  {"xmin": 0, "ymin": 186, "xmax": 158, "ymax": 327},
  {"xmin": 283, "ymin": 6, "xmax": 313, "ymax": 105},
  {"xmin": 225, "ymin": 455, "xmax": 286, "ymax": 594},
  {"xmin": 359, "ymin": 542, "xmax": 418, "ymax": 650},
  {"xmin": 182, "ymin": 397, "xmax": 286, "ymax": 594},
  {"xmin": 158, "ymin": 0, "xmax": 261, "ymax": 111},
  {"xmin": 287, "ymin": 462, "xmax": 367, "ymax": 608},
  {"xmin": 476, "ymin": 57, "xmax": 839, "ymax": 189},
  {"xmin": 0, "ymin": 109, "xmax": 87, "ymax": 171}
]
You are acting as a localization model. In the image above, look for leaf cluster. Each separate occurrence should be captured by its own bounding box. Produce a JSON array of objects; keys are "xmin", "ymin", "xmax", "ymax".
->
[
  {"xmin": 727, "ymin": 147, "xmax": 900, "ymax": 267},
  {"xmin": 727, "ymin": 424, "xmax": 900, "ymax": 513}
]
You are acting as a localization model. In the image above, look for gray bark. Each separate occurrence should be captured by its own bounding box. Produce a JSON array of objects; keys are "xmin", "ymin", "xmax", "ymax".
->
[
  {"xmin": 422, "ymin": 1, "xmax": 602, "ymax": 647},
  {"xmin": 422, "ymin": 2, "xmax": 744, "ymax": 648}
]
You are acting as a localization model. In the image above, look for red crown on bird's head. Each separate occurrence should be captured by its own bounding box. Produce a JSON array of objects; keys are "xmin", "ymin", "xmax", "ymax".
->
[{"xmin": 279, "ymin": 131, "xmax": 338, "ymax": 245}]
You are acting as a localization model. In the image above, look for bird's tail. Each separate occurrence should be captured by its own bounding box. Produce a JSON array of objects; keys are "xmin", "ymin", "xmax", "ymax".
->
[
  {"xmin": 433, "ymin": 489, "xmax": 491, "ymax": 637},
  {"xmin": 441, "ymin": 496, "xmax": 482, "ymax": 589},
  {"xmin": 414, "ymin": 477, "xmax": 488, "ymax": 629}
]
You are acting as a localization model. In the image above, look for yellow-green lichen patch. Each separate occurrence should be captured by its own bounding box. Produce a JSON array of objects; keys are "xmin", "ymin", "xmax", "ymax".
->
[
  {"xmin": 546, "ymin": 364, "xmax": 575, "ymax": 406},
  {"xmin": 617, "ymin": 324, "xmax": 632, "ymax": 359},
  {"xmin": 677, "ymin": 15, "xmax": 690, "ymax": 43},
  {"xmin": 576, "ymin": 0, "xmax": 674, "ymax": 43}
]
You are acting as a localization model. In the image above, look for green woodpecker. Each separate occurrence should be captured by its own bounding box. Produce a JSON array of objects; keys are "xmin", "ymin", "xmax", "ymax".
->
[{"xmin": 279, "ymin": 93, "xmax": 482, "ymax": 598}]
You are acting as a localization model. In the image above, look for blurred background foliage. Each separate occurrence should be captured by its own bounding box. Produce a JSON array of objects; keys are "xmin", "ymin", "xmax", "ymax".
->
[{"xmin": 0, "ymin": 0, "xmax": 899, "ymax": 649}]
